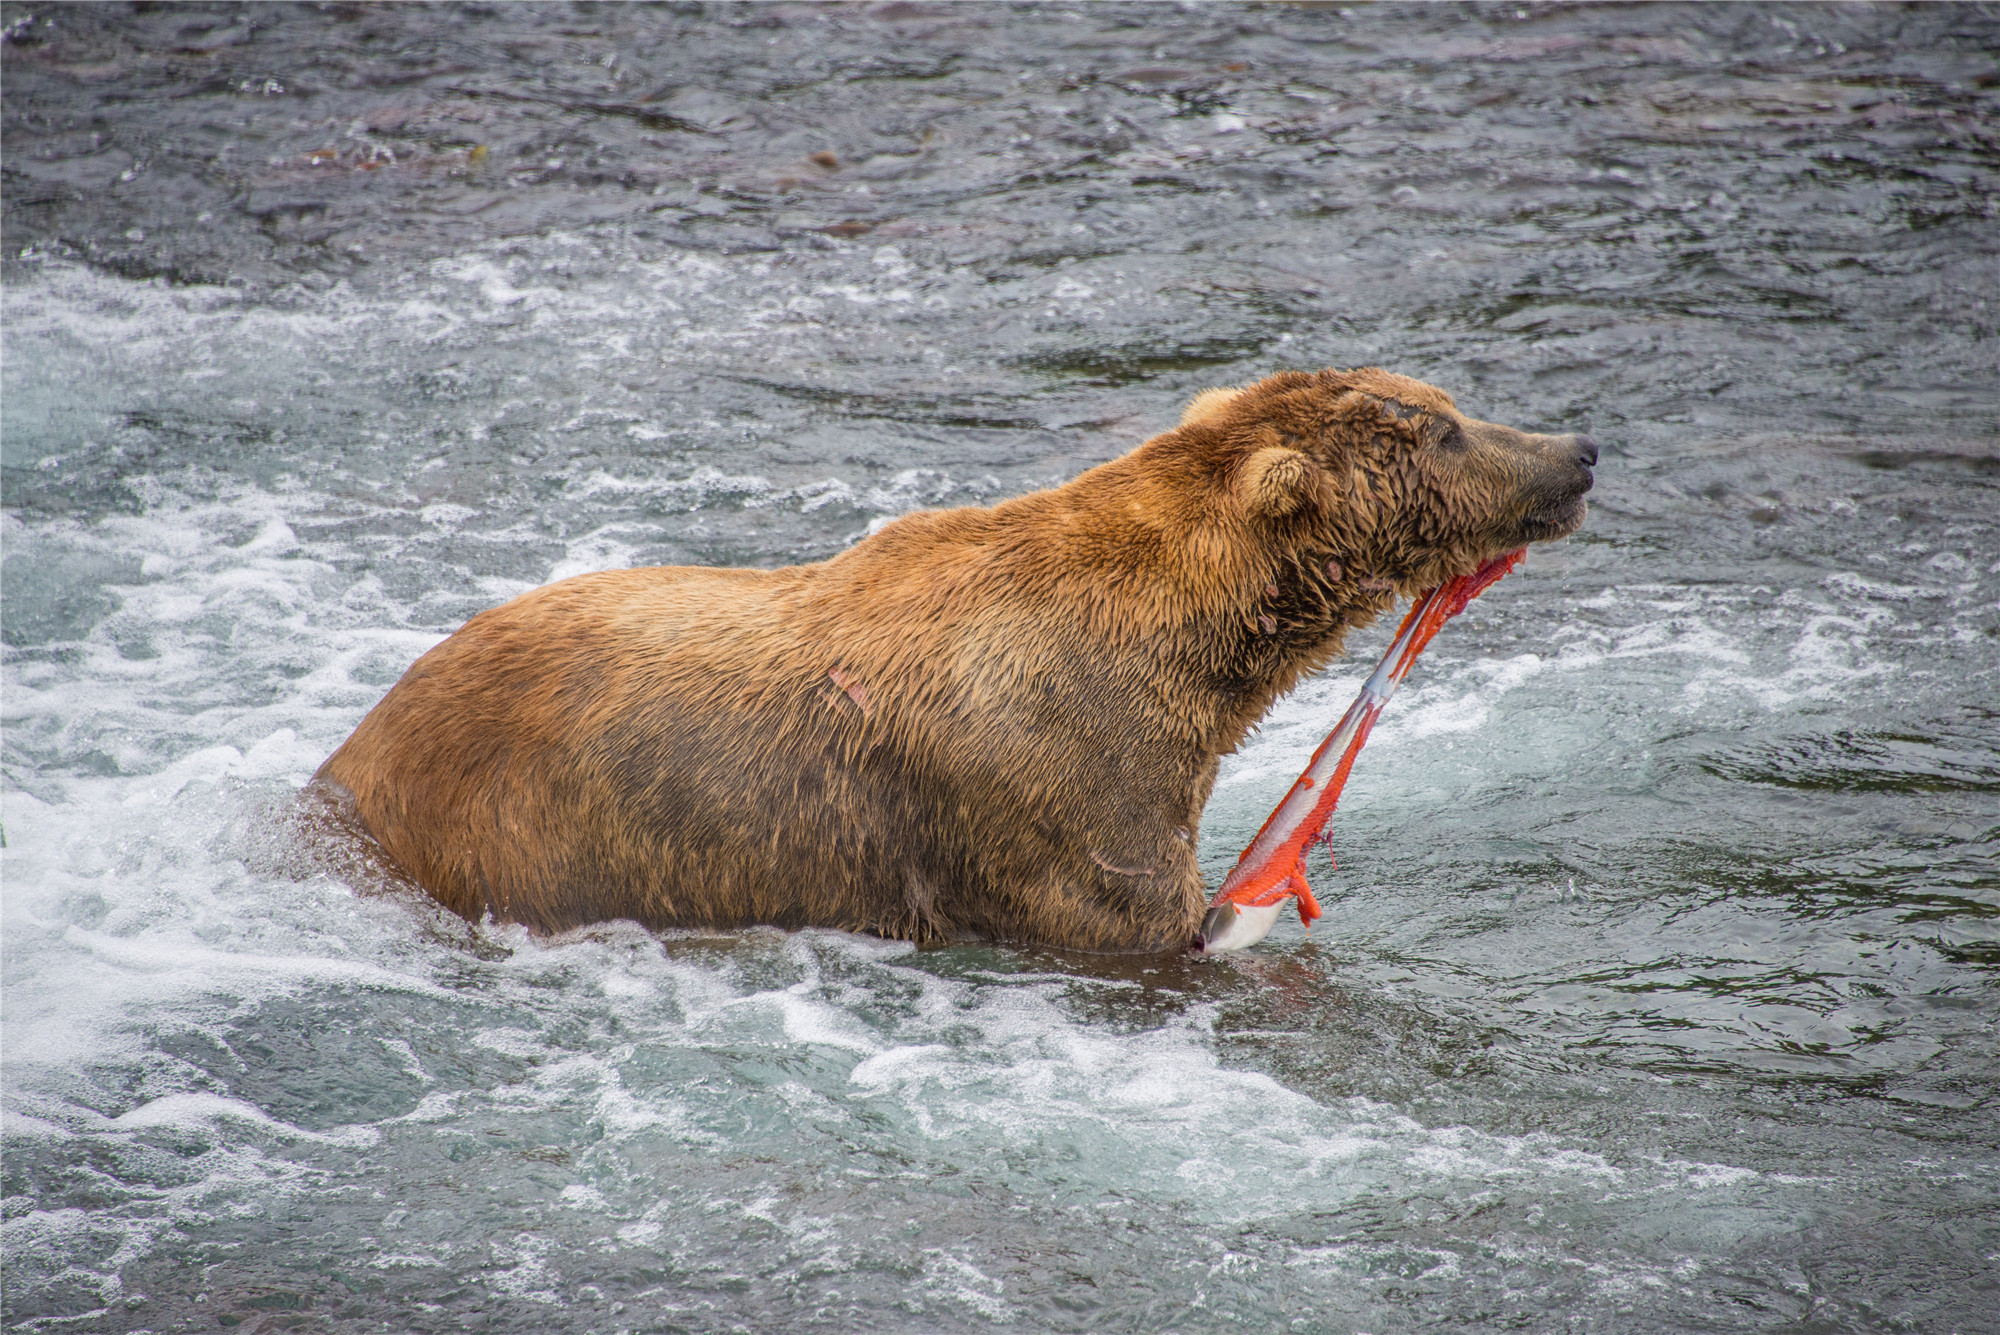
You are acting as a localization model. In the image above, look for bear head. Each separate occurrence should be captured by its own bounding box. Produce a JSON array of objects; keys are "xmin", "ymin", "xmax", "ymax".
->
[{"xmin": 1178, "ymin": 367, "xmax": 1596, "ymax": 598}]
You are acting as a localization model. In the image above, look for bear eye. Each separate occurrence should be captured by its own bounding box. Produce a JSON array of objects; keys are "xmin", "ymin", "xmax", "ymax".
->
[{"xmin": 1434, "ymin": 421, "xmax": 1467, "ymax": 452}]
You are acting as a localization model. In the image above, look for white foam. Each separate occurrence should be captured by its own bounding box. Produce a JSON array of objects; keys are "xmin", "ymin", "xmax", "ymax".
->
[
  {"xmin": 60, "ymin": 925, "xmax": 454, "ymax": 997},
  {"xmin": 835, "ymin": 961, "xmax": 1694, "ymax": 1226},
  {"xmin": 916, "ymin": 1250, "xmax": 1017, "ymax": 1323},
  {"xmin": 760, "ymin": 984, "xmax": 886, "ymax": 1056},
  {"xmin": 111, "ymin": 1092, "xmax": 378, "ymax": 1148},
  {"xmin": 486, "ymin": 1232, "xmax": 563, "ymax": 1304}
]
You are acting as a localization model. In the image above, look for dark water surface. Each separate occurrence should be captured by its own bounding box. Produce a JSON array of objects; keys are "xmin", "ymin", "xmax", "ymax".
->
[{"xmin": 4, "ymin": 4, "xmax": 1998, "ymax": 1332}]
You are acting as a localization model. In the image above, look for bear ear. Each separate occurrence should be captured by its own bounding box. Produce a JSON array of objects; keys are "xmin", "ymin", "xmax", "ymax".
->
[
  {"xmin": 1238, "ymin": 446, "xmax": 1325, "ymax": 519},
  {"xmin": 1180, "ymin": 386, "xmax": 1244, "ymax": 429}
]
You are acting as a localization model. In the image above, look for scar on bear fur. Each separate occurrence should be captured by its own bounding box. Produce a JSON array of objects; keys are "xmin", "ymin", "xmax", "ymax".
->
[{"xmin": 311, "ymin": 368, "xmax": 1597, "ymax": 952}]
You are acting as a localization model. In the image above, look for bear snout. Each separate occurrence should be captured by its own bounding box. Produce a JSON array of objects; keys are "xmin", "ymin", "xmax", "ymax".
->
[
  {"xmin": 1493, "ymin": 428, "xmax": 1596, "ymax": 544},
  {"xmin": 1572, "ymin": 435, "xmax": 1596, "ymax": 495},
  {"xmin": 1545, "ymin": 432, "xmax": 1595, "ymax": 498}
]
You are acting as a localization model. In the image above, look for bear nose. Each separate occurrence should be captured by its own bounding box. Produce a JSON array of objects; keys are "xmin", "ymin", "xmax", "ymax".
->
[{"xmin": 1574, "ymin": 435, "xmax": 1599, "ymax": 467}]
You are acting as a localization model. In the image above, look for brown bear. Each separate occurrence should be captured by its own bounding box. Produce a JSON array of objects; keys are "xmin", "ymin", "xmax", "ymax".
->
[{"xmin": 312, "ymin": 368, "xmax": 1595, "ymax": 952}]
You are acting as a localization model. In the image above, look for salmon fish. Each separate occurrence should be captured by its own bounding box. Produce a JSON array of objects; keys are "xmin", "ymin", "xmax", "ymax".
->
[{"xmin": 1198, "ymin": 548, "xmax": 1526, "ymax": 952}]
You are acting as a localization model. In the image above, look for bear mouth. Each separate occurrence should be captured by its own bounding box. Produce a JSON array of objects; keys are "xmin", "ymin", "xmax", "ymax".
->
[{"xmin": 1519, "ymin": 493, "xmax": 1589, "ymax": 543}]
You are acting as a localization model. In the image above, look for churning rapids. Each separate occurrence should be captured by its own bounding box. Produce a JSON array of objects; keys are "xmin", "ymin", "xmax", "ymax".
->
[{"xmin": 3, "ymin": 5, "xmax": 1996, "ymax": 1333}]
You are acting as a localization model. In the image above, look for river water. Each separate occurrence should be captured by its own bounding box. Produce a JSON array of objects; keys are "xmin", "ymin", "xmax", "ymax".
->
[{"xmin": 4, "ymin": 4, "xmax": 1997, "ymax": 1332}]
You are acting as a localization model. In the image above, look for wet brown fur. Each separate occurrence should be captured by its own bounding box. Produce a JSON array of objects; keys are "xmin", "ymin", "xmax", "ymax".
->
[{"xmin": 314, "ymin": 368, "xmax": 1593, "ymax": 951}]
